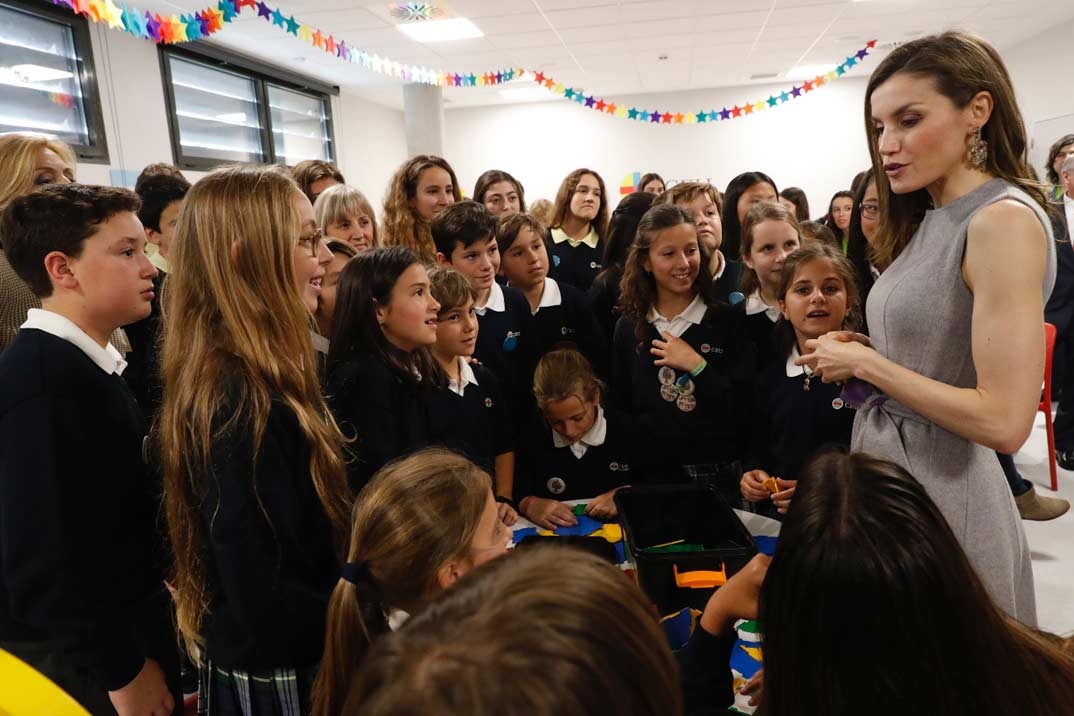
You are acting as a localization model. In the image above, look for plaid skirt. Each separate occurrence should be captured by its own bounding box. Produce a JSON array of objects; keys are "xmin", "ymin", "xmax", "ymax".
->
[{"xmin": 197, "ymin": 662, "xmax": 318, "ymax": 716}]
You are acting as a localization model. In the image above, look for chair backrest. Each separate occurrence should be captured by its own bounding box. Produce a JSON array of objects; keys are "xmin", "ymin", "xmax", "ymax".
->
[{"xmin": 0, "ymin": 649, "xmax": 90, "ymax": 716}]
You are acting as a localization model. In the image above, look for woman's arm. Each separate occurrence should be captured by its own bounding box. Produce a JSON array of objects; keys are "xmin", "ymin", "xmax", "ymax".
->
[{"xmin": 801, "ymin": 199, "xmax": 1047, "ymax": 453}]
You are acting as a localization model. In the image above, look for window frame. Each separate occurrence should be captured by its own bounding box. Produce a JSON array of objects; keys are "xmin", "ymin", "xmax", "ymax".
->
[
  {"xmin": 159, "ymin": 43, "xmax": 337, "ymax": 171},
  {"xmin": 1, "ymin": 0, "xmax": 110, "ymax": 162}
]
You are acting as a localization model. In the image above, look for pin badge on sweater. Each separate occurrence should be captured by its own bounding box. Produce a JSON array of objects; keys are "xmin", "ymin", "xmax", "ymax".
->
[
  {"xmin": 503, "ymin": 330, "xmax": 520, "ymax": 352},
  {"xmin": 547, "ymin": 477, "xmax": 566, "ymax": 495}
]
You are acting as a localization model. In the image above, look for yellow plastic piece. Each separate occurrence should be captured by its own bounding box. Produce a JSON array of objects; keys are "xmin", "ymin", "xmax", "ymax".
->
[
  {"xmin": 537, "ymin": 528, "xmax": 554, "ymax": 536},
  {"xmin": 650, "ymin": 538, "xmax": 685, "ymax": 549},
  {"xmin": 588, "ymin": 524, "xmax": 623, "ymax": 543},
  {"xmin": 673, "ymin": 563, "xmax": 728, "ymax": 589},
  {"xmin": 0, "ymin": 649, "xmax": 91, "ymax": 715},
  {"xmin": 763, "ymin": 477, "xmax": 780, "ymax": 494}
]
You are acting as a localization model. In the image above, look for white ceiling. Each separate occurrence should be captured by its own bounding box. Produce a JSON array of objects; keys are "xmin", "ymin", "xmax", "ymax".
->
[{"xmin": 147, "ymin": 0, "xmax": 1074, "ymax": 108}]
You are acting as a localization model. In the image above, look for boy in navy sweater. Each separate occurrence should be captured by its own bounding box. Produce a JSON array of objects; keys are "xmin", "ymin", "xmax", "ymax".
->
[
  {"xmin": 433, "ymin": 201, "xmax": 536, "ymax": 428},
  {"xmin": 0, "ymin": 185, "xmax": 179, "ymax": 715}
]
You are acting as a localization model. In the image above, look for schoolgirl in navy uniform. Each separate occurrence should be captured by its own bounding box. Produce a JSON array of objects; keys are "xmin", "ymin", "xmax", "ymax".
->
[
  {"xmin": 739, "ymin": 201, "xmax": 802, "ymax": 370},
  {"xmin": 516, "ymin": 349, "xmax": 648, "ymax": 529},
  {"xmin": 739, "ymin": 242, "xmax": 859, "ymax": 515},
  {"xmin": 498, "ymin": 212, "xmax": 608, "ymax": 375},
  {"xmin": 611, "ymin": 204, "xmax": 755, "ymax": 477},
  {"xmin": 547, "ymin": 168, "xmax": 609, "ymax": 292},
  {"xmin": 326, "ymin": 246, "xmax": 442, "ymax": 493}
]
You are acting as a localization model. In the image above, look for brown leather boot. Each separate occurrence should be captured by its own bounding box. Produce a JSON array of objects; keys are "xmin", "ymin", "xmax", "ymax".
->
[{"xmin": 1015, "ymin": 485, "xmax": 1070, "ymax": 521}]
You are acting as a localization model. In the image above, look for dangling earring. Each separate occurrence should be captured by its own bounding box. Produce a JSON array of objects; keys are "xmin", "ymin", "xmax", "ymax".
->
[{"xmin": 968, "ymin": 126, "xmax": 988, "ymax": 170}]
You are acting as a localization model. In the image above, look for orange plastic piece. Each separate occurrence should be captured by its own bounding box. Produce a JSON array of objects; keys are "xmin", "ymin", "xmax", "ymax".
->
[
  {"xmin": 763, "ymin": 477, "xmax": 780, "ymax": 493},
  {"xmin": 673, "ymin": 563, "xmax": 727, "ymax": 588}
]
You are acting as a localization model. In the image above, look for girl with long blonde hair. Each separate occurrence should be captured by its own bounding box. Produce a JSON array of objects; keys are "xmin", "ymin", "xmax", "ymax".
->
[{"xmin": 158, "ymin": 164, "xmax": 351, "ymax": 714}]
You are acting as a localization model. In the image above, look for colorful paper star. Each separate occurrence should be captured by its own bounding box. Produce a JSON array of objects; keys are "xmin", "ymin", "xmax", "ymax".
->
[
  {"xmin": 256, "ymin": 2, "xmax": 271, "ymax": 19},
  {"xmin": 271, "ymin": 8, "xmax": 285, "ymax": 27}
]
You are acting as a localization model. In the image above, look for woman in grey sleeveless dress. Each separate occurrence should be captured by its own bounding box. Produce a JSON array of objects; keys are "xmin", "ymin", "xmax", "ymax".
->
[{"xmin": 797, "ymin": 32, "xmax": 1054, "ymax": 624}]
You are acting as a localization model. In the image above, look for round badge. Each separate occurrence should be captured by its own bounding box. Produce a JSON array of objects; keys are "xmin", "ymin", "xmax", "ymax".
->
[
  {"xmin": 832, "ymin": 398, "xmax": 844, "ymax": 410},
  {"xmin": 547, "ymin": 477, "xmax": 566, "ymax": 495},
  {"xmin": 660, "ymin": 384, "xmax": 679, "ymax": 402},
  {"xmin": 561, "ymin": 326, "xmax": 569, "ymax": 335},
  {"xmin": 658, "ymin": 366, "xmax": 676, "ymax": 385},
  {"xmin": 553, "ymin": 255, "xmax": 561, "ymax": 267},
  {"xmin": 700, "ymin": 343, "xmax": 711, "ymax": 354},
  {"xmin": 590, "ymin": 261, "xmax": 598, "ymax": 269},
  {"xmin": 729, "ymin": 291, "xmax": 745, "ymax": 306},
  {"xmin": 610, "ymin": 461, "xmax": 619, "ymax": 472},
  {"xmin": 676, "ymin": 394, "xmax": 697, "ymax": 412},
  {"xmin": 678, "ymin": 378, "xmax": 696, "ymax": 396},
  {"xmin": 484, "ymin": 397, "xmax": 493, "ymax": 408},
  {"xmin": 503, "ymin": 335, "xmax": 518, "ymax": 352}
]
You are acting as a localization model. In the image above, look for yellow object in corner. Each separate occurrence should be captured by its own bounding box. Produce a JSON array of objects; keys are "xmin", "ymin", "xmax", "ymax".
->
[{"xmin": 0, "ymin": 649, "xmax": 91, "ymax": 716}]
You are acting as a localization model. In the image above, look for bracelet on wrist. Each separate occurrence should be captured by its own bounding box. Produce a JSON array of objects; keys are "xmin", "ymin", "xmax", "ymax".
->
[{"xmin": 690, "ymin": 358, "xmax": 708, "ymax": 377}]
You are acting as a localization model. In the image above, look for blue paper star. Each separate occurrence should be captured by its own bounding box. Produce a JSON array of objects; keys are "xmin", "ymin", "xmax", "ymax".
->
[
  {"xmin": 271, "ymin": 8, "xmax": 285, "ymax": 26},
  {"xmin": 628, "ymin": 108, "xmax": 638, "ymax": 120},
  {"xmin": 767, "ymin": 95, "xmax": 778, "ymax": 107},
  {"xmin": 186, "ymin": 16, "xmax": 202, "ymax": 39},
  {"xmin": 846, "ymin": 56, "xmax": 857, "ymax": 68},
  {"xmin": 564, "ymin": 88, "xmax": 575, "ymax": 100},
  {"xmin": 218, "ymin": 0, "xmax": 237, "ymax": 22},
  {"xmin": 639, "ymin": 110, "xmax": 650, "ymax": 122},
  {"xmin": 286, "ymin": 15, "xmax": 299, "ymax": 34},
  {"xmin": 779, "ymin": 90, "xmax": 790, "ymax": 102},
  {"xmin": 696, "ymin": 112, "xmax": 707, "ymax": 123},
  {"xmin": 708, "ymin": 110, "xmax": 719, "ymax": 122}
]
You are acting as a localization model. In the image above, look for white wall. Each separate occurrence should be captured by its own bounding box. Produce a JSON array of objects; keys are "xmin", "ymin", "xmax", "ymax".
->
[
  {"xmin": 1003, "ymin": 16, "xmax": 1074, "ymax": 177},
  {"xmin": 444, "ymin": 78, "xmax": 873, "ymax": 220},
  {"xmin": 76, "ymin": 24, "xmax": 407, "ymax": 204}
]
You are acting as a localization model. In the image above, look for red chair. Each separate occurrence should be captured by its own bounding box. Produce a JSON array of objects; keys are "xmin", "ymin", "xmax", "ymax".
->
[{"xmin": 1040, "ymin": 322, "xmax": 1058, "ymax": 492}]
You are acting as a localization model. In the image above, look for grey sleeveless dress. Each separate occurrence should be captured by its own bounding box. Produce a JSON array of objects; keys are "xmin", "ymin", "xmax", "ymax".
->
[{"xmin": 852, "ymin": 178, "xmax": 1055, "ymax": 624}]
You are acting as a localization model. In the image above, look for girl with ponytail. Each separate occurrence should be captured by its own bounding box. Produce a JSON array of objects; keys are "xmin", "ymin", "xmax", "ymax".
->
[{"xmin": 311, "ymin": 448, "xmax": 509, "ymax": 716}]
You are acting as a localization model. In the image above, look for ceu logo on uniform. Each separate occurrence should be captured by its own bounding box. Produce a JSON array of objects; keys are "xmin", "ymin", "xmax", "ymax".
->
[
  {"xmin": 547, "ymin": 477, "xmax": 566, "ymax": 495},
  {"xmin": 609, "ymin": 462, "xmax": 631, "ymax": 472},
  {"xmin": 700, "ymin": 344, "xmax": 724, "ymax": 355},
  {"xmin": 560, "ymin": 326, "xmax": 577, "ymax": 336},
  {"xmin": 484, "ymin": 397, "xmax": 494, "ymax": 408},
  {"xmin": 589, "ymin": 261, "xmax": 600, "ymax": 269}
]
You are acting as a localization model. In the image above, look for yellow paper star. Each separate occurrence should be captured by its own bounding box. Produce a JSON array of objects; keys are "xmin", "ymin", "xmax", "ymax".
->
[
  {"xmin": 754, "ymin": 101, "xmax": 766, "ymax": 112},
  {"xmin": 102, "ymin": 0, "xmax": 123, "ymax": 29},
  {"xmin": 88, "ymin": 0, "xmax": 106, "ymax": 22},
  {"xmin": 826, "ymin": 71, "xmax": 837, "ymax": 82},
  {"xmin": 554, "ymin": 83, "xmax": 565, "ymax": 94},
  {"xmin": 684, "ymin": 113, "xmax": 697, "ymax": 124},
  {"xmin": 298, "ymin": 25, "xmax": 312, "ymax": 42},
  {"xmin": 171, "ymin": 14, "xmax": 188, "ymax": 42},
  {"xmin": 615, "ymin": 106, "xmax": 628, "ymax": 117}
]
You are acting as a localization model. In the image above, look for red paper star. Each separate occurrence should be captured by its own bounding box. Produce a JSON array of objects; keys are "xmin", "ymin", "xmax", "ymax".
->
[
  {"xmin": 312, "ymin": 29, "xmax": 324, "ymax": 48},
  {"xmin": 325, "ymin": 35, "xmax": 336, "ymax": 54},
  {"xmin": 235, "ymin": 0, "xmax": 255, "ymax": 7},
  {"xmin": 72, "ymin": 0, "xmax": 90, "ymax": 14},
  {"xmin": 802, "ymin": 80, "xmax": 814, "ymax": 92},
  {"xmin": 866, "ymin": 39, "xmax": 877, "ymax": 48},
  {"xmin": 157, "ymin": 15, "xmax": 173, "ymax": 42},
  {"xmin": 673, "ymin": 113, "xmax": 684, "ymax": 124},
  {"xmin": 534, "ymin": 71, "xmax": 545, "ymax": 84},
  {"xmin": 731, "ymin": 105, "xmax": 742, "ymax": 117},
  {"xmin": 595, "ymin": 99, "xmax": 606, "ymax": 112}
]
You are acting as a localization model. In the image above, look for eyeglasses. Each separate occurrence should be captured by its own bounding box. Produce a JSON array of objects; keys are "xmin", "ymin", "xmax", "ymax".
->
[
  {"xmin": 297, "ymin": 227, "xmax": 324, "ymax": 256},
  {"xmin": 860, "ymin": 203, "xmax": 879, "ymax": 219}
]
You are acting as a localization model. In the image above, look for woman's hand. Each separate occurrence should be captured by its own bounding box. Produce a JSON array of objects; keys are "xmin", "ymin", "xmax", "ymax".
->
[
  {"xmin": 524, "ymin": 498, "xmax": 578, "ymax": 530},
  {"xmin": 698, "ymin": 553, "xmax": 771, "ymax": 637},
  {"xmin": 772, "ymin": 479, "xmax": 797, "ymax": 514},
  {"xmin": 497, "ymin": 502, "xmax": 518, "ymax": 526},
  {"xmin": 651, "ymin": 331, "xmax": 705, "ymax": 373},
  {"xmin": 796, "ymin": 331, "xmax": 876, "ymax": 383},
  {"xmin": 585, "ymin": 486, "xmax": 629, "ymax": 520}
]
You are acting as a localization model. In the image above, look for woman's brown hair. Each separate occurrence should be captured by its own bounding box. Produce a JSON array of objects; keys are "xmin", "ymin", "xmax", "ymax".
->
[
  {"xmin": 739, "ymin": 201, "xmax": 801, "ymax": 298},
  {"xmin": 619, "ymin": 204, "xmax": 714, "ymax": 344},
  {"xmin": 864, "ymin": 31, "xmax": 1047, "ymax": 271},
  {"xmin": 158, "ymin": 164, "xmax": 351, "ymax": 660},
  {"xmin": 346, "ymin": 544, "xmax": 682, "ymax": 716},
  {"xmin": 533, "ymin": 349, "xmax": 604, "ymax": 412},
  {"xmin": 550, "ymin": 168, "xmax": 609, "ymax": 241},
  {"xmin": 759, "ymin": 451, "xmax": 1074, "ymax": 716},
  {"xmin": 311, "ymin": 448, "xmax": 492, "ymax": 716},
  {"xmin": 380, "ymin": 155, "xmax": 461, "ymax": 261}
]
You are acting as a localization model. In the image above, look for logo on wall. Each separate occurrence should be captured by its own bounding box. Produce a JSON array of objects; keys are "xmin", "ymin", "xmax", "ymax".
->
[{"xmin": 620, "ymin": 173, "xmax": 714, "ymax": 196}]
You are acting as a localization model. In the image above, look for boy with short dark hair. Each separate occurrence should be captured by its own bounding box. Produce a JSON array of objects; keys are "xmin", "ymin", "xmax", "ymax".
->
[
  {"xmin": 0, "ymin": 184, "xmax": 179, "ymax": 715},
  {"xmin": 433, "ymin": 200, "xmax": 536, "ymax": 428}
]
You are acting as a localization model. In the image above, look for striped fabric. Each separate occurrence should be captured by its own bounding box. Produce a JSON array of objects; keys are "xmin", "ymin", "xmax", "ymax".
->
[{"xmin": 197, "ymin": 663, "xmax": 317, "ymax": 716}]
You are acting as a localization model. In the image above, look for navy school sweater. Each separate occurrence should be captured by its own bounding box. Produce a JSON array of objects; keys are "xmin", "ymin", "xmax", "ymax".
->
[
  {"xmin": 532, "ymin": 278, "xmax": 608, "ymax": 378},
  {"xmin": 428, "ymin": 361, "xmax": 513, "ymax": 478},
  {"xmin": 474, "ymin": 285, "xmax": 538, "ymax": 429},
  {"xmin": 549, "ymin": 234, "xmax": 603, "ymax": 292},
  {"xmin": 610, "ymin": 306, "xmax": 756, "ymax": 467}
]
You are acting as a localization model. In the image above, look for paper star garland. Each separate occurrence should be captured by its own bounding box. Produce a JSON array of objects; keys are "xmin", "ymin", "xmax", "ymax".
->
[{"xmin": 51, "ymin": 1, "xmax": 875, "ymax": 125}]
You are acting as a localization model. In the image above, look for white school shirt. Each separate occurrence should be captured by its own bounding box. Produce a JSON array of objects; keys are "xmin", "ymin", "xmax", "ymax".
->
[
  {"xmin": 22, "ymin": 308, "xmax": 127, "ymax": 375},
  {"xmin": 744, "ymin": 290, "xmax": 780, "ymax": 323},
  {"xmin": 646, "ymin": 293, "xmax": 707, "ymax": 339},
  {"xmin": 475, "ymin": 281, "xmax": 506, "ymax": 317},
  {"xmin": 533, "ymin": 276, "xmax": 563, "ymax": 316},
  {"xmin": 447, "ymin": 356, "xmax": 479, "ymax": 397}
]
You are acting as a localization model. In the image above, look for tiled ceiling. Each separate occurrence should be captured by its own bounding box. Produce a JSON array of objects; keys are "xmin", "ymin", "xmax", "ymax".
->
[{"xmin": 150, "ymin": 0, "xmax": 1074, "ymax": 108}]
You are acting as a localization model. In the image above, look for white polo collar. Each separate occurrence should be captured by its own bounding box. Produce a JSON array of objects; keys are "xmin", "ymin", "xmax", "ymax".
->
[
  {"xmin": 745, "ymin": 290, "xmax": 780, "ymax": 323},
  {"xmin": 475, "ymin": 281, "xmax": 505, "ymax": 316},
  {"xmin": 22, "ymin": 308, "xmax": 127, "ymax": 375},
  {"xmin": 646, "ymin": 293, "xmax": 707, "ymax": 338},
  {"xmin": 534, "ymin": 276, "xmax": 563, "ymax": 314},
  {"xmin": 447, "ymin": 356, "xmax": 479, "ymax": 397}
]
